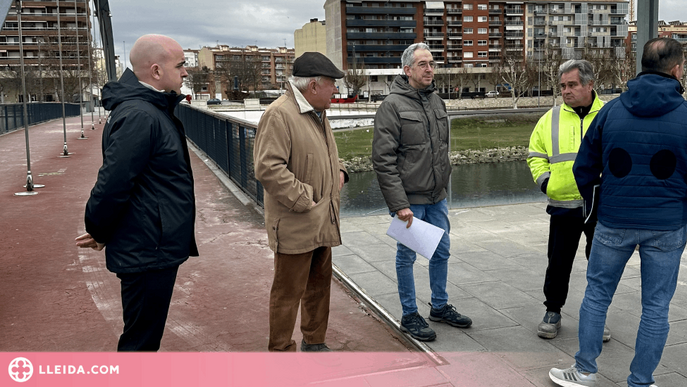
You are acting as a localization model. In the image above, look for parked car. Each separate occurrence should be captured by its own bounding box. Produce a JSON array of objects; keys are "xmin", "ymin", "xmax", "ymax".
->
[
  {"xmin": 485, "ymin": 91, "xmax": 499, "ymax": 98},
  {"xmin": 206, "ymin": 98, "xmax": 221, "ymax": 105}
]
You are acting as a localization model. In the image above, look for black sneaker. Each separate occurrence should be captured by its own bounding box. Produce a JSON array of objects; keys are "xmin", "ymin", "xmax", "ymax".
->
[
  {"xmin": 428, "ymin": 303, "xmax": 472, "ymax": 328},
  {"xmin": 300, "ymin": 340, "xmax": 332, "ymax": 352},
  {"xmin": 400, "ymin": 312, "xmax": 436, "ymax": 341}
]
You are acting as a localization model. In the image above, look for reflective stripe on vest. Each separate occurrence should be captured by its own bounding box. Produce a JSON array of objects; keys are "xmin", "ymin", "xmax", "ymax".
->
[{"xmin": 550, "ymin": 106, "xmax": 577, "ymax": 164}]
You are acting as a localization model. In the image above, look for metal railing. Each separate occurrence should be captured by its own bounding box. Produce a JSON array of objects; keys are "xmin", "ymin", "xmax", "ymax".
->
[
  {"xmin": 176, "ymin": 104, "xmax": 264, "ymax": 207},
  {"xmin": 0, "ymin": 102, "xmax": 80, "ymax": 134}
]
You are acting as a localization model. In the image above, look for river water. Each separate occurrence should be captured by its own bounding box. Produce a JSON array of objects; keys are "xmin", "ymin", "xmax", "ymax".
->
[{"xmin": 340, "ymin": 161, "xmax": 546, "ymax": 217}]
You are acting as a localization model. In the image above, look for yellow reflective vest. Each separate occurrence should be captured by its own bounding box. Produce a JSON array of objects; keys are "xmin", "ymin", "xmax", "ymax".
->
[{"xmin": 527, "ymin": 95, "xmax": 604, "ymax": 208}]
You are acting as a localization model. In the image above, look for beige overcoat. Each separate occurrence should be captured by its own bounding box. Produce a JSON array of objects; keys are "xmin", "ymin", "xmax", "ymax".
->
[{"xmin": 253, "ymin": 83, "xmax": 347, "ymax": 254}]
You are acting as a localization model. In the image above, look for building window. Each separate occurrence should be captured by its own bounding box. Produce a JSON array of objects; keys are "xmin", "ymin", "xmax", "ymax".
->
[
  {"xmin": 478, "ymin": 40, "xmax": 487, "ymax": 45},
  {"xmin": 465, "ymin": 63, "xmax": 474, "ymax": 68},
  {"xmin": 478, "ymin": 51, "xmax": 487, "ymax": 57},
  {"xmin": 478, "ymin": 28, "xmax": 487, "ymax": 34},
  {"xmin": 478, "ymin": 16, "xmax": 487, "ymax": 22},
  {"xmin": 464, "ymin": 16, "xmax": 473, "ymax": 22},
  {"xmin": 464, "ymin": 4, "xmax": 473, "ymax": 10},
  {"xmin": 464, "ymin": 52, "xmax": 474, "ymax": 58},
  {"xmin": 478, "ymin": 4, "xmax": 487, "ymax": 10},
  {"xmin": 465, "ymin": 28, "xmax": 473, "ymax": 34},
  {"xmin": 464, "ymin": 40, "xmax": 473, "ymax": 46}
]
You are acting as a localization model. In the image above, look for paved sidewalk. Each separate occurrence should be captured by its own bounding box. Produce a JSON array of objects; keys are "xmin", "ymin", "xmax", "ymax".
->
[
  {"xmin": 2, "ymin": 116, "xmax": 686, "ymax": 386},
  {"xmin": 335, "ymin": 204, "xmax": 687, "ymax": 386}
]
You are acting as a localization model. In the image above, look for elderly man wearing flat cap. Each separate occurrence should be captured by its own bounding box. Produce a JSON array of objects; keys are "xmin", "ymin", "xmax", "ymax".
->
[{"xmin": 254, "ymin": 51, "xmax": 349, "ymax": 352}]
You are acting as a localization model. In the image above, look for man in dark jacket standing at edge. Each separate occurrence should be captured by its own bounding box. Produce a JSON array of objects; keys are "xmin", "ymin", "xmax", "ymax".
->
[
  {"xmin": 549, "ymin": 38, "xmax": 687, "ymax": 387},
  {"xmin": 254, "ymin": 52, "xmax": 348, "ymax": 352},
  {"xmin": 372, "ymin": 43, "xmax": 472, "ymax": 342},
  {"xmin": 75, "ymin": 34, "xmax": 197, "ymax": 352}
]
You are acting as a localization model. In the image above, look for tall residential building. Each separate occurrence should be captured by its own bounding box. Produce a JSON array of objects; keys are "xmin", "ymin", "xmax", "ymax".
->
[
  {"xmin": 323, "ymin": 0, "xmax": 527, "ymax": 71},
  {"xmin": 295, "ymin": 18, "xmax": 328, "ymax": 58},
  {"xmin": 196, "ymin": 45, "xmax": 295, "ymax": 97},
  {"xmin": 0, "ymin": 0, "xmax": 93, "ymax": 103},
  {"xmin": 526, "ymin": 0, "xmax": 629, "ymax": 60}
]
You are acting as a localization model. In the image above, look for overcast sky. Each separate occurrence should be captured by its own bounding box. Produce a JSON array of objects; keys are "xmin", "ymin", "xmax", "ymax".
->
[{"xmin": 98, "ymin": 0, "xmax": 687, "ymax": 66}]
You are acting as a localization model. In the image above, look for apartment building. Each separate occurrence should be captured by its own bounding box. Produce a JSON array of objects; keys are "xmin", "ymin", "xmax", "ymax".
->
[
  {"xmin": 323, "ymin": 0, "xmax": 526, "ymax": 71},
  {"xmin": 295, "ymin": 18, "xmax": 327, "ymax": 58},
  {"xmin": 0, "ymin": 0, "xmax": 93, "ymax": 102},
  {"xmin": 197, "ymin": 45, "xmax": 295, "ymax": 96},
  {"xmin": 626, "ymin": 20, "xmax": 687, "ymax": 52},
  {"xmin": 526, "ymin": 0, "xmax": 629, "ymax": 60}
]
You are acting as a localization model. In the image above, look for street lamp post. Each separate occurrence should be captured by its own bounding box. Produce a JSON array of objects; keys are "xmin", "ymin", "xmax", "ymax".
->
[{"xmin": 538, "ymin": 47, "xmax": 541, "ymax": 107}]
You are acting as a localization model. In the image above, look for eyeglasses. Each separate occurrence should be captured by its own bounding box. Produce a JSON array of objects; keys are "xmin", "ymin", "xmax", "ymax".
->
[{"xmin": 414, "ymin": 61, "xmax": 436, "ymax": 69}]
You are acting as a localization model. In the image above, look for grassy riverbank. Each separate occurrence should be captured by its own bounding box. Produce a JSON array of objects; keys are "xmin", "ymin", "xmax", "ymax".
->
[{"xmin": 334, "ymin": 113, "xmax": 540, "ymax": 170}]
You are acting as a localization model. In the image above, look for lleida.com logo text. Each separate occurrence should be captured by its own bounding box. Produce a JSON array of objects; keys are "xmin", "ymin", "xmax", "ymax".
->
[{"xmin": 9, "ymin": 357, "xmax": 120, "ymax": 382}]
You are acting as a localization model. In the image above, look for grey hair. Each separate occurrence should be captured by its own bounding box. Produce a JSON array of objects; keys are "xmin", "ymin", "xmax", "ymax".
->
[
  {"xmin": 401, "ymin": 43, "xmax": 431, "ymax": 68},
  {"xmin": 558, "ymin": 59, "xmax": 594, "ymax": 85},
  {"xmin": 289, "ymin": 76, "xmax": 323, "ymax": 91}
]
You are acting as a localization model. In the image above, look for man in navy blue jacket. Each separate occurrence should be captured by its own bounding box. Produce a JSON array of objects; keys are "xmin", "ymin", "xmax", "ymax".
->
[
  {"xmin": 549, "ymin": 37, "xmax": 686, "ymax": 387},
  {"xmin": 76, "ymin": 34, "xmax": 198, "ymax": 351}
]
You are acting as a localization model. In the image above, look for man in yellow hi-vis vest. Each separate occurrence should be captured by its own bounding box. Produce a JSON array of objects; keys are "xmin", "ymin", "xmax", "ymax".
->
[{"xmin": 527, "ymin": 59, "xmax": 610, "ymax": 341}]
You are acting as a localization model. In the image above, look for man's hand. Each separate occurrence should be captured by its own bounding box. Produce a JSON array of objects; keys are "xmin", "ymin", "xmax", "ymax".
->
[
  {"xmin": 75, "ymin": 233, "xmax": 105, "ymax": 251},
  {"xmin": 396, "ymin": 208, "xmax": 414, "ymax": 228},
  {"xmin": 339, "ymin": 171, "xmax": 345, "ymax": 190}
]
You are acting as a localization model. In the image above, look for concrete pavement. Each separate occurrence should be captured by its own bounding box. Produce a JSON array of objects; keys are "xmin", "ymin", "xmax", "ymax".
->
[{"xmin": 334, "ymin": 204, "xmax": 687, "ymax": 386}]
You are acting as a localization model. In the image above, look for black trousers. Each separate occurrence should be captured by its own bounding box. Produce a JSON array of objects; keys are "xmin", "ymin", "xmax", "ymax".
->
[
  {"xmin": 116, "ymin": 265, "xmax": 179, "ymax": 351},
  {"xmin": 543, "ymin": 215, "xmax": 596, "ymax": 314}
]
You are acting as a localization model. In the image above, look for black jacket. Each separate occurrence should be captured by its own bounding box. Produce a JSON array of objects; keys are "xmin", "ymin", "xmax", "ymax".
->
[{"xmin": 85, "ymin": 69, "xmax": 198, "ymax": 273}]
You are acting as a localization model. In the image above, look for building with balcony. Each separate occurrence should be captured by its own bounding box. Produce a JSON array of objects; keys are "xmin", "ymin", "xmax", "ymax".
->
[
  {"xmin": 626, "ymin": 20, "xmax": 687, "ymax": 52},
  {"xmin": 295, "ymin": 18, "xmax": 327, "ymax": 58},
  {"xmin": 0, "ymin": 0, "xmax": 94, "ymax": 103},
  {"xmin": 196, "ymin": 45, "xmax": 294, "ymax": 97},
  {"xmin": 323, "ymin": 0, "xmax": 528, "ymax": 95},
  {"xmin": 525, "ymin": 0, "xmax": 629, "ymax": 61}
]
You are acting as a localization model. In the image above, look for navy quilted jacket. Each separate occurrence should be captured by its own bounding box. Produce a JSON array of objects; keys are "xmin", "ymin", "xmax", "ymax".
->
[{"xmin": 573, "ymin": 72, "xmax": 687, "ymax": 230}]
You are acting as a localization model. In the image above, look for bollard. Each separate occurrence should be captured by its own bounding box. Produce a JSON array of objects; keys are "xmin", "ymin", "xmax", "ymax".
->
[
  {"xmin": 91, "ymin": 123, "xmax": 95, "ymax": 130},
  {"xmin": 60, "ymin": 143, "xmax": 71, "ymax": 157}
]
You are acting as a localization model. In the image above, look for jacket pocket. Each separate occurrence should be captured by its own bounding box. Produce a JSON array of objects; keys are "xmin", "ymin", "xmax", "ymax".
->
[
  {"xmin": 399, "ymin": 111, "xmax": 426, "ymax": 145},
  {"xmin": 434, "ymin": 109, "xmax": 449, "ymax": 144}
]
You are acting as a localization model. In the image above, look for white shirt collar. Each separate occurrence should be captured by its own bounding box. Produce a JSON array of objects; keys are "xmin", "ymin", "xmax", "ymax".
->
[
  {"xmin": 290, "ymin": 80, "xmax": 316, "ymax": 114},
  {"xmin": 139, "ymin": 81, "xmax": 164, "ymax": 93}
]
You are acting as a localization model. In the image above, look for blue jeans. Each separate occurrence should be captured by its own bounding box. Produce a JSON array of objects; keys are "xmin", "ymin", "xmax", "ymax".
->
[
  {"xmin": 575, "ymin": 222, "xmax": 686, "ymax": 387},
  {"xmin": 394, "ymin": 199, "xmax": 450, "ymax": 317}
]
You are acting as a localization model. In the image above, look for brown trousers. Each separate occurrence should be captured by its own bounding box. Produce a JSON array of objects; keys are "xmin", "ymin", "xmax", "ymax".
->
[{"xmin": 268, "ymin": 246, "xmax": 332, "ymax": 352}]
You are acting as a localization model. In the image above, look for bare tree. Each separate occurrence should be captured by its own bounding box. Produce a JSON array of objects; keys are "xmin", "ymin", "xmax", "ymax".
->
[
  {"xmin": 540, "ymin": 44, "xmax": 563, "ymax": 106},
  {"xmin": 186, "ymin": 66, "xmax": 211, "ymax": 98},
  {"xmin": 229, "ymin": 55, "xmax": 263, "ymax": 92},
  {"xmin": 452, "ymin": 69, "xmax": 470, "ymax": 99},
  {"xmin": 608, "ymin": 45, "xmax": 635, "ymax": 92},
  {"xmin": 494, "ymin": 49, "xmax": 530, "ymax": 108},
  {"xmin": 343, "ymin": 56, "xmax": 366, "ymax": 96}
]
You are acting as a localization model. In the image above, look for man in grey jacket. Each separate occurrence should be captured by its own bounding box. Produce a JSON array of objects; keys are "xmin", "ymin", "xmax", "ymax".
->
[{"xmin": 372, "ymin": 43, "xmax": 471, "ymax": 342}]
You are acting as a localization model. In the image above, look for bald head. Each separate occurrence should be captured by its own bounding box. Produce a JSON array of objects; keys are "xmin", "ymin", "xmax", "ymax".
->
[
  {"xmin": 129, "ymin": 34, "xmax": 187, "ymax": 94},
  {"xmin": 641, "ymin": 37, "xmax": 685, "ymax": 75}
]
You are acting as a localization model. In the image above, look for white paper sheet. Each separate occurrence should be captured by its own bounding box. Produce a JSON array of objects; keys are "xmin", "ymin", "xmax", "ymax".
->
[{"xmin": 386, "ymin": 216, "xmax": 445, "ymax": 260}]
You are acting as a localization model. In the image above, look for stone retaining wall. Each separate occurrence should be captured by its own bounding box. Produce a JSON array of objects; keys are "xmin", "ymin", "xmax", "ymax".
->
[{"xmin": 342, "ymin": 146, "xmax": 529, "ymax": 173}]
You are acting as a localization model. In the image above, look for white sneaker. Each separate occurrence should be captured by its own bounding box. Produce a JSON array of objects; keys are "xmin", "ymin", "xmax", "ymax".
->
[
  {"xmin": 603, "ymin": 325, "xmax": 611, "ymax": 342},
  {"xmin": 549, "ymin": 365, "xmax": 597, "ymax": 387}
]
